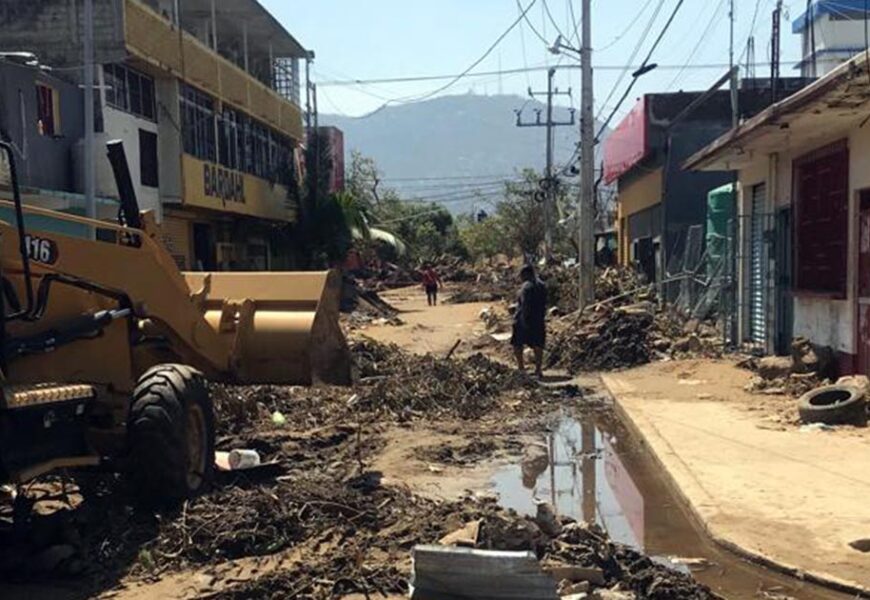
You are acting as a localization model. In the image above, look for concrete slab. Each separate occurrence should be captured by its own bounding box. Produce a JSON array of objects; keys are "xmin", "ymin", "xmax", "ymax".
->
[{"xmin": 601, "ymin": 360, "xmax": 870, "ymax": 594}]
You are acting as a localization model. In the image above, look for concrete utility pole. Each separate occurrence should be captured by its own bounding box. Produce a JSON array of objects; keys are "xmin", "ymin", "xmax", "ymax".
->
[
  {"xmin": 771, "ymin": 0, "xmax": 783, "ymax": 104},
  {"xmin": 729, "ymin": 0, "xmax": 738, "ymax": 128},
  {"xmin": 515, "ymin": 67, "xmax": 575, "ymax": 259},
  {"xmin": 579, "ymin": 0, "xmax": 595, "ymax": 308},
  {"xmin": 83, "ymin": 0, "xmax": 96, "ymax": 224}
]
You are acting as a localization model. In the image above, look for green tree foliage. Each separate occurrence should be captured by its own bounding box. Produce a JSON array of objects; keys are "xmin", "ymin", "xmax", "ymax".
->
[{"xmin": 287, "ymin": 131, "xmax": 352, "ymax": 268}]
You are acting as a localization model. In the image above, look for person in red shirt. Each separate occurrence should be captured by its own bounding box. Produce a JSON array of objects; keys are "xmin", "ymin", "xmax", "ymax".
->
[{"xmin": 420, "ymin": 265, "xmax": 442, "ymax": 306}]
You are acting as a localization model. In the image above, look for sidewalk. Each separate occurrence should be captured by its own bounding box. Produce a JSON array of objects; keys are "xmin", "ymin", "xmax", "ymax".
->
[{"xmin": 601, "ymin": 359, "xmax": 870, "ymax": 594}]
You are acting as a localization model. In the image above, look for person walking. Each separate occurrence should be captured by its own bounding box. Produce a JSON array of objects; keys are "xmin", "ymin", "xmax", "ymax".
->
[
  {"xmin": 421, "ymin": 264, "xmax": 442, "ymax": 306},
  {"xmin": 511, "ymin": 264, "xmax": 547, "ymax": 378}
]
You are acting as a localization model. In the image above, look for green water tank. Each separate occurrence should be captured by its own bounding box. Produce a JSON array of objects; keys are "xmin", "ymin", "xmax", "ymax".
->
[{"xmin": 706, "ymin": 183, "xmax": 733, "ymax": 275}]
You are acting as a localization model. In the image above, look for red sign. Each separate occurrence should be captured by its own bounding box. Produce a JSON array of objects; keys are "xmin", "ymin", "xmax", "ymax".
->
[
  {"xmin": 603, "ymin": 97, "xmax": 648, "ymax": 185},
  {"xmin": 321, "ymin": 126, "xmax": 345, "ymax": 193}
]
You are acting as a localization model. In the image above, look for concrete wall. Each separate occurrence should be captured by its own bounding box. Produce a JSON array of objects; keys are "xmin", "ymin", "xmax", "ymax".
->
[
  {"xmin": 0, "ymin": 62, "xmax": 83, "ymax": 192},
  {"xmin": 734, "ymin": 123, "xmax": 870, "ymax": 365},
  {"xmin": 0, "ymin": 0, "xmax": 127, "ymax": 69}
]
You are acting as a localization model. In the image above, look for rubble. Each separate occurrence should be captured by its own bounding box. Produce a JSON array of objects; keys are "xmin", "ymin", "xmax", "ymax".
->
[{"xmin": 743, "ymin": 337, "xmax": 837, "ymax": 398}]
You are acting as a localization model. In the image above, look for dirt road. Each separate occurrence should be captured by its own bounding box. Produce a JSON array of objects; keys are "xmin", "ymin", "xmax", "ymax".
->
[{"xmin": 360, "ymin": 285, "xmax": 501, "ymax": 356}]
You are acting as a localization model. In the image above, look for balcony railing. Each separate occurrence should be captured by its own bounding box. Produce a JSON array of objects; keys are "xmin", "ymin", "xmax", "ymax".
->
[{"xmin": 123, "ymin": 0, "xmax": 303, "ymax": 142}]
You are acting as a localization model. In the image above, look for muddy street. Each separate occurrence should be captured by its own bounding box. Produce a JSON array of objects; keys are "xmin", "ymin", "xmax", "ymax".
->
[{"xmin": 0, "ymin": 284, "xmax": 854, "ymax": 600}]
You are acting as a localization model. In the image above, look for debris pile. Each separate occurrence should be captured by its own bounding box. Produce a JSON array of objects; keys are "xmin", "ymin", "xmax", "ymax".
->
[
  {"xmin": 742, "ymin": 337, "xmax": 835, "ymax": 397},
  {"xmin": 201, "ymin": 493, "xmax": 714, "ymax": 599},
  {"xmin": 547, "ymin": 305, "xmax": 658, "ymax": 372},
  {"xmin": 341, "ymin": 277, "xmax": 404, "ymax": 329},
  {"xmin": 352, "ymin": 340, "xmax": 538, "ymax": 419}
]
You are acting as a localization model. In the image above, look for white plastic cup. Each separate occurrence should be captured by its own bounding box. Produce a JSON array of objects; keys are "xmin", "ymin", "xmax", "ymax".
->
[{"xmin": 228, "ymin": 449, "xmax": 261, "ymax": 470}]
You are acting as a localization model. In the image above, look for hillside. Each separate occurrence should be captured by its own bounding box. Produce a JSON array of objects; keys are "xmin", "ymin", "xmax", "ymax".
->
[{"xmin": 322, "ymin": 94, "xmax": 597, "ymax": 213}]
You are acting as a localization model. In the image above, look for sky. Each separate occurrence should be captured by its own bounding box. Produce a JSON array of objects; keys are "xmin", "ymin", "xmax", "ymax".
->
[{"xmin": 261, "ymin": 0, "xmax": 805, "ymax": 121}]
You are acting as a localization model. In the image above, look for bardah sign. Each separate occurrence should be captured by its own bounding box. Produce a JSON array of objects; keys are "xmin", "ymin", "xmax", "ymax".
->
[{"xmin": 203, "ymin": 163, "xmax": 245, "ymax": 205}]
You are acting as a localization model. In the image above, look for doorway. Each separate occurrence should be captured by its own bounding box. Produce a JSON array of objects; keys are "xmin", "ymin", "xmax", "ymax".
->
[{"xmin": 192, "ymin": 222, "xmax": 216, "ymax": 271}]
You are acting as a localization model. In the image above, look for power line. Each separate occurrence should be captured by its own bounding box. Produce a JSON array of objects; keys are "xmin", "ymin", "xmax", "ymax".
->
[
  {"xmin": 596, "ymin": 0, "xmax": 658, "ymax": 51},
  {"xmin": 343, "ymin": 0, "xmax": 540, "ymax": 119},
  {"xmin": 596, "ymin": 0, "xmax": 667, "ymax": 121},
  {"xmin": 517, "ymin": 0, "xmax": 550, "ymax": 45},
  {"xmin": 543, "ymin": 0, "xmax": 570, "ymax": 42},
  {"xmin": 597, "ymin": 0, "xmax": 687, "ymax": 140},
  {"xmin": 317, "ymin": 61, "xmax": 799, "ymax": 88},
  {"xmin": 666, "ymin": 0, "xmax": 728, "ymax": 91}
]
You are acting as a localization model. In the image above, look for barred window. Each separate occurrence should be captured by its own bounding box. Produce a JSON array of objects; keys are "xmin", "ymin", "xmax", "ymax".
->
[
  {"xmin": 180, "ymin": 83, "xmax": 216, "ymax": 162},
  {"xmin": 105, "ymin": 64, "xmax": 155, "ymax": 121}
]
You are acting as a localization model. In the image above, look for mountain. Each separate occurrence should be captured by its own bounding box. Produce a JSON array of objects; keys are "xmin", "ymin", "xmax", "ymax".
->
[{"xmin": 322, "ymin": 94, "xmax": 598, "ymax": 214}]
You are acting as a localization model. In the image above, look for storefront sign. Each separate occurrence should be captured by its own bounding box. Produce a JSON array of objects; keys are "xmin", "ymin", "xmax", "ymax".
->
[{"xmin": 183, "ymin": 155, "xmax": 296, "ymax": 222}]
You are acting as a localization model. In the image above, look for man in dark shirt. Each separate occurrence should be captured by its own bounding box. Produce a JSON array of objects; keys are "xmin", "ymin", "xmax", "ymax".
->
[{"xmin": 511, "ymin": 264, "xmax": 547, "ymax": 378}]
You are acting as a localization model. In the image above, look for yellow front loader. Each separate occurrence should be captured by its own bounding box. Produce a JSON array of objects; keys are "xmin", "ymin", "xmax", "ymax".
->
[{"xmin": 0, "ymin": 141, "xmax": 350, "ymax": 504}]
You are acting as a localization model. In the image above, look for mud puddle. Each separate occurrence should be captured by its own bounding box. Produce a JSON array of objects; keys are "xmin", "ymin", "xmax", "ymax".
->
[{"xmin": 491, "ymin": 409, "xmax": 853, "ymax": 600}]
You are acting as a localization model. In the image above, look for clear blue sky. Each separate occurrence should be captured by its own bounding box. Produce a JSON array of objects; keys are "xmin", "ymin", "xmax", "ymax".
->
[{"xmin": 261, "ymin": 0, "xmax": 804, "ymax": 119}]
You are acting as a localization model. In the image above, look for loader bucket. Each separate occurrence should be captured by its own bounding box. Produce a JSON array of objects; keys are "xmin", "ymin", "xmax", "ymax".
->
[{"xmin": 184, "ymin": 270, "xmax": 351, "ymax": 386}]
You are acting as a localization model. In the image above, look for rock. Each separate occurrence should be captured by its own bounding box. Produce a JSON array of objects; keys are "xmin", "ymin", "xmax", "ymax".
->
[
  {"xmin": 521, "ymin": 444, "xmax": 550, "ymax": 488},
  {"xmin": 559, "ymin": 580, "xmax": 590, "ymax": 595},
  {"xmin": 686, "ymin": 334, "xmax": 703, "ymax": 354},
  {"xmin": 543, "ymin": 563, "xmax": 605, "ymax": 586},
  {"xmin": 534, "ymin": 502, "xmax": 562, "ymax": 537},
  {"xmin": 651, "ymin": 338, "xmax": 671, "ymax": 352},
  {"xmin": 837, "ymin": 375, "xmax": 870, "ymax": 400},
  {"xmin": 757, "ymin": 356, "xmax": 792, "ymax": 380},
  {"xmin": 439, "ymin": 520, "xmax": 482, "ymax": 547}
]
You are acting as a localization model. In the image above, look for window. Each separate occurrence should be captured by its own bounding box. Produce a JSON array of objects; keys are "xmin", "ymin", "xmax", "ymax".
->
[
  {"xmin": 180, "ymin": 83, "xmax": 216, "ymax": 162},
  {"xmin": 218, "ymin": 107, "xmax": 241, "ymax": 170},
  {"xmin": 36, "ymin": 84, "xmax": 59, "ymax": 136},
  {"xmin": 105, "ymin": 63, "xmax": 156, "ymax": 121},
  {"xmin": 794, "ymin": 141, "xmax": 849, "ymax": 296},
  {"xmin": 179, "ymin": 83, "xmax": 294, "ymax": 182},
  {"xmin": 139, "ymin": 129, "xmax": 159, "ymax": 187}
]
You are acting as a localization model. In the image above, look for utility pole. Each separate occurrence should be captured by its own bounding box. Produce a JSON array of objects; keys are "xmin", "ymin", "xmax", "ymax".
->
[
  {"xmin": 729, "ymin": 0, "xmax": 738, "ymax": 127},
  {"xmin": 771, "ymin": 1, "xmax": 782, "ymax": 103},
  {"xmin": 83, "ymin": 0, "xmax": 96, "ymax": 225},
  {"xmin": 515, "ymin": 68, "xmax": 575, "ymax": 259},
  {"xmin": 579, "ymin": 0, "xmax": 595, "ymax": 308}
]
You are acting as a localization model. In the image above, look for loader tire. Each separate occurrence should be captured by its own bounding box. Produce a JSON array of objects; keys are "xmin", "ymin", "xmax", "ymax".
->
[
  {"xmin": 798, "ymin": 384, "xmax": 867, "ymax": 426},
  {"xmin": 127, "ymin": 364, "xmax": 215, "ymax": 506}
]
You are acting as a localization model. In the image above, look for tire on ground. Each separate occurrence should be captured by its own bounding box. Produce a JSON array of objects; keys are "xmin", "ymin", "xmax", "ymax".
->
[
  {"xmin": 127, "ymin": 364, "xmax": 215, "ymax": 505},
  {"xmin": 797, "ymin": 384, "xmax": 867, "ymax": 426}
]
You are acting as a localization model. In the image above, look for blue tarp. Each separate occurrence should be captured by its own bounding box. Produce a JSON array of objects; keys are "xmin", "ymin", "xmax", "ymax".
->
[{"xmin": 793, "ymin": 0, "xmax": 870, "ymax": 33}]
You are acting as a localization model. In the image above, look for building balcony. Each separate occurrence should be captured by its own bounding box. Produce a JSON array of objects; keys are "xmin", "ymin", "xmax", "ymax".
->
[{"xmin": 124, "ymin": 0, "xmax": 304, "ymax": 142}]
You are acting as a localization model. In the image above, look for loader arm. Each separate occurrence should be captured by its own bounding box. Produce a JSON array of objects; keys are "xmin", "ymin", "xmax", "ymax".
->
[{"xmin": 0, "ymin": 202, "xmax": 350, "ymax": 389}]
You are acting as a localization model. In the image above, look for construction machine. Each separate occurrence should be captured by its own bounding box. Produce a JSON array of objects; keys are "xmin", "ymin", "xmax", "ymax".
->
[{"xmin": 0, "ymin": 140, "xmax": 350, "ymax": 504}]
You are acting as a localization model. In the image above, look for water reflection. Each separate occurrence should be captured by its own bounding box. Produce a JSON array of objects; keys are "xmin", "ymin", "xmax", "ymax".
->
[{"xmin": 491, "ymin": 415, "xmax": 644, "ymax": 550}]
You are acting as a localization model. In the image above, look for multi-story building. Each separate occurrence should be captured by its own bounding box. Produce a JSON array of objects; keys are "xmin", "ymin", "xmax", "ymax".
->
[
  {"xmin": 0, "ymin": 0, "xmax": 310, "ymax": 270},
  {"xmin": 795, "ymin": 0, "xmax": 870, "ymax": 78}
]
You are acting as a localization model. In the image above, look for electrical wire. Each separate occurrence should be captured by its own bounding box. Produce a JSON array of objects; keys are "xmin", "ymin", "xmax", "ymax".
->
[
  {"xmin": 596, "ymin": 0, "xmax": 687, "ymax": 140},
  {"xmin": 595, "ymin": 0, "xmax": 667, "ymax": 123},
  {"xmin": 344, "ymin": 0, "xmax": 540, "ymax": 119},
  {"xmin": 543, "ymin": 0, "xmax": 570, "ymax": 42},
  {"xmin": 597, "ymin": 0, "xmax": 658, "ymax": 52},
  {"xmin": 665, "ymin": 0, "xmax": 728, "ymax": 91},
  {"xmin": 517, "ymin": 0, "xmax": 550, "ymax": 45}
]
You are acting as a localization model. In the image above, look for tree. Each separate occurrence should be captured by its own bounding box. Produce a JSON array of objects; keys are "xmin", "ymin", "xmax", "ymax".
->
[{"xmin": 287, "ymin": 130, "xmax": 352, "ymax": 268}]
